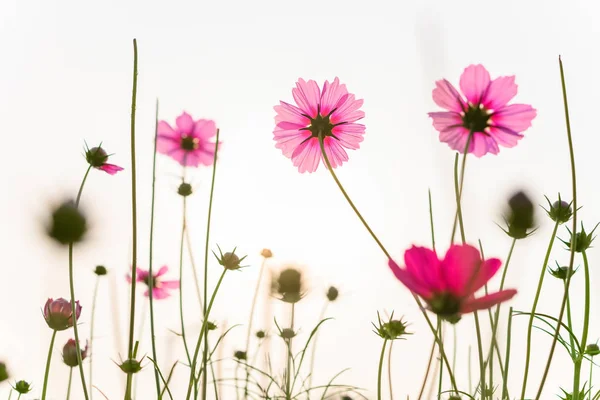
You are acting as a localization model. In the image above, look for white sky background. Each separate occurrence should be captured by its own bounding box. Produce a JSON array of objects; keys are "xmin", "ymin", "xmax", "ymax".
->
[{"xmin": 2, "ymin": 0, "xmax": 600, "ymax": 398}]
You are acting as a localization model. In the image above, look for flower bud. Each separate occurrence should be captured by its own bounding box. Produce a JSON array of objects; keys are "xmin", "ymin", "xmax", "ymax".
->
[
  {"xmin": 586, "ymin": 343, "xmax": 600, "ymax": 356},
  {"xmin": 62, "ymin": 339, "xmax": 88, "ymax": 367},
  {"xmin": 0, "ymin": 362, "xmax": 8, "ymax": 382},
  {"xmin": 548, "ymin": 263, "xmax": 577, "ymax": 281},
  {"xmin": 326, "ymin": 286, "xmax": 339, "ymax": 302},
  {"xmin": 502, "ymin": 191, "xmax": 535, "ymax": 239},
  {"xmin": 261, "ymin": 249, "xmax": 273, "ymax": 258},
  {"xmin": 13, "ymin": 380, "xmax": 32, "ymax": 394},
  {"xmin": 234, "ymin": 350, "xmax": 247, "ymax": 360},
  {"xmin": 372, "ymin": 312, "xmax": 410, "ymax": 340},
  {"xmin": 280, "ymin": 328, "xmax": 296, "ymax": 339},
  {"xmin": 47, "ymin": 200, "xmax": 87, "ymax": 244},
  {"xmin": 272, "ymin": 267, "xmax": 305, "ymax": 304},
  {"xmin": 85, "ymin": 147, "xmax": 109, "ymax": 167},
  {"xmin": 178, "ymin": 182, "xmax": 193, "ymax": 197},
  {"xmin": 214, "ymin": 245, "xmax": 247, "ymax": 270},
  {"xmin": 544, "ymin": 196, "xmax": 573, "ymax": 224},
  {"xmin": 255, "ymin": 330, "xmax": 266, "ymax": 339},
  {"xmin": 43, "ymin": 298, "xmax": 82, "ymax": 331},
  {"xmin": 94, "ymin": 265, "xmax": 107, "ymax": 276},
  {"xmin": 559, "ymin": 222, "xmax": 599, "ymax": 253},
  {"xmin": 119, "ymin": 358, "xmax": 143, "ymax": 374}
]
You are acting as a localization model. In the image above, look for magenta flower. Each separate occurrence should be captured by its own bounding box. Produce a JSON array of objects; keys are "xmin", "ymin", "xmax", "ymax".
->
[
  {"xmin": 273, "ymin": 77, "xmax": 365, "ymax": 173},
  {"xmin": 157, "ymin": 112, "xmax": 218, "ymax": 167},
  {"xmin": 127, "ymin": 266, "xmax": 179, "ymax": 300},
  {"xmin": 85, "ymin": 146, "xmax": 124, "ymax": 175},
  {"xmin": 388, "ymin": 244, "xmax": 517, "ymax": 323},
  {"xmin": 62, "ymin": 338, "xmax": 88, "ymax": 367},
  {"xmin": 428, "ymin": 64, "xmax": 536, "ymax": 157},
  {"xmin": 43, "ymin": 298, "xmax": 82, "ymax": 331}
]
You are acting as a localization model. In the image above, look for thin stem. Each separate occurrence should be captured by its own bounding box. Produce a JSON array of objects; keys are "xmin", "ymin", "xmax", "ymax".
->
[
  {"xmin": 41, "ymin": 330, "xmax": 58, "ymax": 400},
  {"xmin": 589, "ymin": 357, "xmax": 594, "ymax": 400},
  {"xmin": 535, "ymin": 55, "xmax": 579, "ymax": 400},
  {"xmin": 88, "ymin": 275, "xmax": 100, "ymax": 399},
  {"xmin": 186, "ymin": 268, "xmax": 228, "ymax": 400},
  {"xmin": 124, "ymin": 38, "xmax": 139, "ymax": 400},
  {"xmin": 473, "ymin": 313, "xmax": 486, "ymax": 399},
  {"xmin": 573, "ymin": 251, "xmax": 591, "ymax": 400},
  {"xmin": 520, "ymin": 220, "xmax": 560, "ymax": 398},
  {"xmin": 428, "ymin": 189, "xmax": 436, "ymax": 252},
  {"xmin": 179, "ymin": 195, "xmax": 192, "ymax": 365},
  {"xmin": 502, "ymin": 308, "xmax": 513, "ymax": 400},
  {"xmin": 185, "ymin": 227, "xmax": 204, "ymax": 309},
  {"xmin": 417, "ymin": 337, "xmax": 437, "ymax": 400},
  {"xmin": 437, "ymin": 320, "xmax": 444, "ymax": 398},
  {"xmin": 377, "ymin": 339, "xmax": 388, "ymax": 400},
  {"xmin": 388, "ymin": 340, "xmax": 394, "ymax": 400},
  {"xmin": 286, "ymin": 303, "xmax": 296, "ymax": 399},
  {"xmin": 148, "ymin": 98, "xmax": 161, "ymax": 397},
  {"xmin": 244, "ymin": 257, "xmax": 268, "ymax": 399},
  {"xmin": 307, "ymin": 302, "xmax": 328, "ymax": 394},
  {"xmin": 201, "ymin": 129, "xmax": 221, "ymax": 400},
  {"xmin": 468, "ymin": 346, "xmax": 472, "ymax": 395},
  {"xmin": 566, "ymin": 287, "xmax": 576, "ymax": 359},
  {"xmin": 66, "ymin": 368, "xmax": 74, "ymax": 400}
]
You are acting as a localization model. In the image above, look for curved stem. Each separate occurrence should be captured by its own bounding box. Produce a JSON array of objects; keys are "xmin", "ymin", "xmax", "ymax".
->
[
  {"xmin": 502, "ymin": 307, "xmax": 513, "ymax": 400},
  {"xmin": 388, "ymin": 340, "xmax": 394, "ymax": 400},
  {"xmin": 377, "ymin": 339, "xmax": 388, "ymax": 400},
  {"xmin": 535, "ymin": 55, "xmax": 579, "ymax": 400},
  {"xmin": 437, "ymin": 320, "xmax": 444, "ymax": 398},
  {"xmin": 243, "ymin": 257, "xmax": 267, "ymax": 399},
  {"xmin": 41, "ymin": 330, "xmax": 57, "ymax": 400},
  {"xmin": 201, "ymin": 129, "xmax": 221, "ymax": 400},
  {"xmin": 179, "ymin": 196, "xmax": 192, "ymax": 365},
  {"xmin": 88, "ymin": 275, "xmax": 100, "ymax": 399},
  {"xmin": 66, "ymin": 368, "xmax": 74, "ymax": 400},
  {"xmin": 148, "ymin": 98, "xmax": 161, "ymax": 397},
  {"xmin": 417, "ymin": 337, "xmax": 436, "ymax": 400},
  {"xmin": 186, "ymin": 268, "xmax": 228, "ymax": 400},
  {"xmin": 520, "ymin": 220, "xmax": 560, "ymax": 398},
  {"xmin": 307, "ymin": 302, "xmax": 328, "ymax": 393},
  {"xmin": 124, "ymin": 38, "xmax": 139, "ymax": 400},
  {"xmin": 573, "ymin": 251, "xmax": 591, "ymax": 400}
]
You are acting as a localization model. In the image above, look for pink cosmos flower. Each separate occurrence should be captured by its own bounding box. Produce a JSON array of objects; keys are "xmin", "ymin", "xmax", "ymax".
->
[
  {"xmin": 428, "ymin": 64, "xmax": 536, "ymax": 157},
  {"xmin": 85, "ymin": 146, "xmax": 124, "ymax": 175},
  {"xmin": 157, "ymin": 112, "xmax": 218, "ymax": 167},
  {"xmin": 273, "ymin": 78, "xmax": 365, "ymax": 173},
  {"xmin": 43, "ymin": 298, "xmax": 82, "ymax": 331},
  {"xmin": 388, "ymin": 244, "xmax": 517, "ymax": 323},
  {"xmin": 127, "ymin": 266, "xmax": 179, "ymax": 300}
]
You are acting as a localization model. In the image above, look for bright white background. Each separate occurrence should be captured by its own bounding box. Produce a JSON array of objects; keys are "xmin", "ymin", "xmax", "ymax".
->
[{"xmin": 2, "ymin": 0, "xmax": 600, "ymax": 398}]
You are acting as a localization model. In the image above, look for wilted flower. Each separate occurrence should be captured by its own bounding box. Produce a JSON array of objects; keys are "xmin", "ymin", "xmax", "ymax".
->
[
  {"xmin": 118, "ymin": 358, "xmax": 143, "ymax": 374},
  {"xmin": 500, "ymin": 191, "xmax": 536, "ymax": 239},
  {"xmin": 273, "ymin": 77, "xmax": 365, "ymax": 173},
  {"xmin": 326, "ymin": 286, "xmax": 339, "ymax": 302},
  {"xmin": 62, "ymin": 339, "xmax": 88, "ymax": 367},
  {"xmin": 127, "ymin": 266, "xmax": 179, "ymax": 300},
  {"xmin": 178, "ymin": 182, "xmax": 193, "ymax": 197},
  {"xmin": 559, "ymin": 223, "xmax": 599, "ymax": 253},
  {"xmin": 372, "ymin": 312, "xmax": 410, "ymax": 340},
  {"xmin": 271, "ymin": 267, "xmax": 305, "ymax": 303},
  {"xmin": 47, "ymin": 200, "xmax": 87, "ymax": 245},
  {"xmin": 261, "ymin": 249, "xmax": 273, "ymax": 258},
  {"xmin": 543, "ymin": 195, "xmax": 573, "ymax": 224},
  {"xmin": 0, "ymin": 362, "xmax": 8, "ymax": 382},
  {"xmin": 43, "ymin": 298, "xmax": 82, "ymax": 331},
  {"xmin": 213, "ymin": 245, "xmax": 247, "ymax": 270},
  {"xmin": 548, "ymin": 262, "xmax": 578, "ymax": 281},
  {"xmin": 233, "ymin": 350, "xmax": 247, "ymax": 360},
  {"xmin": 428, "ymin": 64, "xmax": 536, "ymax": 156},
  {"xmin": 94, "ymin": 265, "xmax": 107, "ymax": 276},
  {"xmin": 13, "ymin": 380, "xmax": 32, "ymax": 394},
  {"xmin": 157, "ymin": 112, "xmax": 219, "ymax": 167},
  {"xmin": 388, "ymin": 244, "xmax": 517, "ymax": 324},
  {"xmin": 85, "ymin": 145, "xmax": 123, "ymax": 175}
]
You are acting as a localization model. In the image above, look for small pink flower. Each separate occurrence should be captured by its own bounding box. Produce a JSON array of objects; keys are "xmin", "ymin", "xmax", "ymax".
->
[
  {"xmin": 157, "ymin": 112, "xmax": 219, "ymax": 167},
  {"xmin": 273, "ymin": 77, "xmax": 365, "ymax": 173},
  {"xmin": 428, "ymin": 64, "xmax": 536, "ymax": 157},
  {"xmin": 388, "ymin": 244, "xmax": 517, "ymax": 323},
  {"xmin": 43, "ymin": 298, "xmax": 82, "ymax": 331},
  {"xmin": 62, "ymin": 338, "xmax": 88, "ymax": 367},
  {"xmin": 127, "ymin": 266, "xmax": 179, "ymax": 300},
  {"xmin": 85, "ymin": 146, "xmax": 124, "ymax": 175}
]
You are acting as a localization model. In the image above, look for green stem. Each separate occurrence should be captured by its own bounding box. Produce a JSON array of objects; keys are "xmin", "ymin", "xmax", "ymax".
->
[
  {"xmin": 520, "ymin": 220, "xmax": 560, "ymax": 398},
  {"xmin": 589, "ymin": 357, "xmax": 594, "ymax": 400},
  {"xmin": 535, "ymin": 55, "xmax": 579, "ymax": 400},
  {"xmin": 148, "ymin": 98, "xmax": 161, "ymax": 397},
  {"xmin": 88, "ymin": 275, "xmax": 100, "ymax": 399},
  {"xmin": 307, "ymin": 302, "xmax": 328, "ymax": 394},
  {"xmin": 566, "ymin": 288, "xmax": 576, "ymax": 359},
  {"xmin": 473, "ymin": 313, "xmax": 486, "ymax": 399},
  {"xmin": 388, "ymin": 340, "xmax": 394, "ymax": 400},
  {"xmin": 186, "ymin": 268, "xmax": 228, "ymax": 400},
  {"xmin": 124, "ymin": 38, "xmax": 139, "ymax": 400},
  {"xmin": 286, "ymin": 303, "xmax": 296, "ymax": 399},
  {"xmin": 417, "ymin": 336, "xmax": 437, "ymax": 400},
  {"xmin": 201, "ymin": 129, "xmax": 221, "ymax": 400},
  {"xmin": 243, "ymin": 257, "xmax": 267, "ymax": 399},
  {"xmin": 179, "ymin": 195, "xmax": 192, "ymax": 366},
  {"xmin": 428, "ymin": 189, "xmax": 436, "ymax": 252},
  {"xmin": 502, "ymin": 308, "xmax": 513, "ymax": 400},
  {"xmin": 41, "ymin": 330, "xmax": 58, "ymax": 400},
  {"xmin": 66, "ymin": 368, "xmax": 73, "ymax": 400},
  {"xmin": 377, "ymin": 339, "xmax": 388, "ymax": 400},
  {"xmin": 573, "ymin": 251, "xmax": 591, "ymax": 400},
  {"xmin": 437, "ymin": 320, "xmax": 444, "ymax": 398}
]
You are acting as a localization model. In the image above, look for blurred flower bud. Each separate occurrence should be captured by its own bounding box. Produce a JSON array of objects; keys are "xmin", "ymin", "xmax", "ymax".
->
[
  {"xmin": 205, "ymin": 321, "xmax": 218, "ymax": 331},
  {"xmin": 543, "ymin": 195, "xmax": 573, "ymax": 224},
  {"xmin": 280, "ymin": 328, "xmax": 296, "ymax": 340},
  {"xmin": 13, "ymin": 380, "xmax": 32, "ymax": 394},
  {"xmin": 326, "ymin": 286, "xmax": 339, "ymax": 302},
  {"xmin": 178, "ymin": 182, "xmax": 193, "ymax": 197},
  {"xmin": 47, "ymin": 200, "xmax": 87, "ymax": 245},
  {"xmin": 255, "ymin": 330, "xmax": 266, "ymax": 339},
  {"xmin": 62, "ymin": 339, "xmax": 88, "ymax": 367},
  {"xmin": 372, "ymin": 312, "xmax": 410, "ymax": 340},
  {"xmin": 94, "ymin": 265, "xmax": 107, "ymax": 276},
  {"xmin": 0, "ymin": 362, "xmax": 8, "ymax": 382},
  {"xmin": 261, "ymin": 249, "xmax": 273, "ymax": 258},
  {"xmin": 214, "ymin": 245, "xmax": 247, "ymax": 270},
  {"xmin": 501, "ymin": 191, "xmax": 536, "ymax": 239},
  {"xmin": 43, "ymin": 298, "xmax": 82, "ymax": 331},
  {"xmin": 119, "ymin": 358, "xmax": 143, "ymax": 374},
  {"xmin": 271, "ymin": 267, "xmax": 305, "ymax": 304},
  {"xmin": 559, "ymin": 222, "xmax": 599, "ymax": 253},
  {"xmin": 234, "ymin": 350, "xmax": 247, "ymax": 360},
  {"xmin": 586, "ymin": 343, "xmax": 600, "ymax": 356}
]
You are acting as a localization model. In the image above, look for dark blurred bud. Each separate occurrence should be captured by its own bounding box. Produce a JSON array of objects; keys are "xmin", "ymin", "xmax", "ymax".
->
[
  {"xmin": 326, "ymin": 286, "xmax": 339, "ymax": 302},
  {"xmin": 47, "ymin": 200, "xmax": 87, "ymax": 244},
  {"xmin": 280, "ymin": 328, "xmax": 296, "ymax": 340},
  {"xmin": 178, "ymin": 182, "xmax": 193, "ymax": 197},
  {"xmin": 94, "ymin": 265, "xmax": 107, "ymax": 276},
  {"xmin": 234, "ymin": 350, "xmax": 247, "ymax": 360},
  {"xmin": 255, "ymin": 330, "xmax": 266, "ymax": 339},
  {"xmin": 206, "ymin": 321, "xmax": 217, "ymax": 331},
  {"xmin": 0, "ymin": 362, "xmax": 8, "ymax": 382},
  {"xmin": 502, "ymin": 191, "xmax": 536, "ymax": 239},
  {"xmin": 85, "ymin": 147, "xmax": 108, "ymax": 168},
  {"xmin": 119, "ymin": 358, "xmax": 143, "ymax": 374},
  {"xmin": 272, "ymin": 267, "xmax": 305, "ymax": 304}
]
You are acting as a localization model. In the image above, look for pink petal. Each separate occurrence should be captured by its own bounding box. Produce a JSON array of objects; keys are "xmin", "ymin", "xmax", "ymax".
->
[
  {"xmin": 322, "ymin": 137, "xmax": 349, "ymax": 169},
  {"xmin": 151, "ymin": 288, "xmax": 171, "ymax": 300},
  {"xmin": 432, "ymin": 79, "xmax": 466, "ymax": 112},
  {"xmin": 428, "ymin": 112, "xmax": 463, "ymax": 133},
  {"xmin": 168, "ymin": 149, "xmax": 189, "ymax": 166},
  {"xmin": 470, "ymin": 132, "xmax": 499, "ymax": 157},
  {"xmin": 465, "ymin": 258, "xmax": 502, "ymax": 295},
  {"xmin": 487, "ymin": 126, "xmax": 523, "ymax": 148},
  {"xmin": 320, "ymin": 77, "xmax": 349, "ymax": 117},
  {"xmin": 135, "ymin": 268, "xmax": 149, "ymax": 282},
  {"xmin": 193, "ymin": 119, "xmax": 217, "ymax": 139},
  {"xmin": 441, "ymin": 244, "xmax": 484, "ymax": 298},
  {"xmin": 159, "ymin": 280, "xmax": 180, "ymax": 289},
  {"xmin": 482, "ymin": 76, "xmax": 517, "ymax": 110},
  {"xmin": 404, "ymin": 246, "xmax": 444, "ymax": 293},
  {"xmin": 274, "ymin": 129, "xmax": 312, "ymax": 158},
  {"xmin": 99, "ymin": 164, "xmax": 124, "ymax": 175},
  {"xmin": 155, "ymin": 266, "xmax": 168, "ymax": 277},
  {"xmin": 492, "ymin": 104, "xmax": 537, "ymax": 133},
  {"xmin": 274, "ymin": 102, "xmax": 311, "ymax": 126},
  {"xmin": 333, "ymin": 123, "xmax": 365, "ymax": 150},
  {"xmin": 460, "ymin": 289, "xmax": 517, "ymax": 314},
  {"xmin": 176, "ymin": 112, "xmax": 194, "ymax": 133},
  {"xmin": 157, "ymin": 135, "xmax": 180, "ymax": 155},
  {"xmin": 291, "ymin": 138, "xmax": 321, "ymax": 173},
  {"xmin": 388, "ymin": 259, "xmax": 433, "ymax": 299},
  {"xmin": 331, "ymin": 95, "xmax": 364, "ymax": 125},
  {"xmin": 459, "ymin": 65, "xmax": 491, "ymax": 105},
  {"xmin": 157, "ymin": 121, "xmax": 176, "ymax": 137},
  {"xmin": 292, "ymin": 79, "xmax": 321, "ymax": 118}
]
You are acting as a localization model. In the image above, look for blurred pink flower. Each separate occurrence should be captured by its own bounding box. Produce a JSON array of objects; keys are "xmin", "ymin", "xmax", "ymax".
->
[
  {"xmin": 85, "ymin": 146, "xmax": 124, "ymax": 175},
  {"xmin": 388, "ymin": 244, "xmax": 517, "ymax": 323},
  {"xmin": 127, "ymin": 266, "xmax": 179, "ymax": 300},
  {"xmin": 273, "ymin": 77, "xmax": 365, "ymax": 173},
  {"xmin": 157, "ymin": 112, "xmax": 218, "ymax": 167},
  {"xmin": 428, "ymin": 64, "xmax": 536, "ymax": 157},
  {"xmin": 43, "ymin": 298, "xmax": 82, "ymax": 331}
]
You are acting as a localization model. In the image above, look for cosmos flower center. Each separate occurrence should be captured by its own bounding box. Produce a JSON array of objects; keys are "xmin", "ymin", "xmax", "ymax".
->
[
  {"xmin": 462, "ymin": 104, "xmax": 491, "ymax": 133},
  {"xmin": 308, "ymin": 113, "xmax": 335, "ymax": 139},
  {"xmin": 428, "ymin": 292, "xmax": 462, "ymax": 324},
  {"xmin": 181, "ymin": 134, "xmax": 200, "ymax": 151},
  {"xmin": 143, "ymin": 275, "xmax": 158, "ymax": 288}
]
